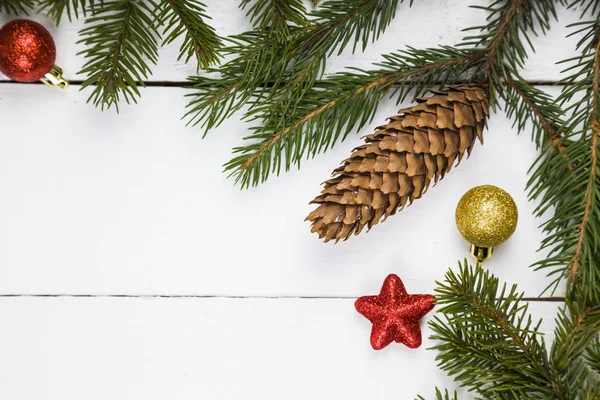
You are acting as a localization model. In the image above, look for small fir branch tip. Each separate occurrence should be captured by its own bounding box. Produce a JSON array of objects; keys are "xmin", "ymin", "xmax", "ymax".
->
[
  {"xmin": 416, "ymin": 388, "xmax": 458, "ymax": 400},
  {"xmin": 585, "ymin": 338, "xmax": 600, "ymax": 374},
  {"xmin": 528, "ymin": 19, "xmax": 600, "ymax": 304},
  {"xmin": 0, "ymin": 0, "xmax": 35, "ymax": 14},
  {"xmin": 77, "ymin": 0, "xmax": 160, "ymax": 111},
  {"xmin": 500, "ymin": 71, "xmax": 567, "ymax": 150},
  {"xmin": 430, "ymin": 261, "xmax": 569, "ymax": 399},
  {"xmin": 551, "ymin": 301, "xmax": 600, "ymax": 395},
  {"xmin": 157, "ymin": 0, "xmax": 222, "ymax": 70},
  {"xmin": 568, "ymin": 0, "xmax": 600, "ymax": 18},
  {"xmin": 463, "ymin": 0, "xmax": 559, "ymax": 107},
  {"xmin": 185, "ymin": 0, "xmax": 410, "ymax": 137},
  {"xmin": 239, "ymin": 0, "xmax": 309, "ymax": 41},
  {"xmin": 37, "ymin": 0, "xmax": 95, "ymax": 24}
]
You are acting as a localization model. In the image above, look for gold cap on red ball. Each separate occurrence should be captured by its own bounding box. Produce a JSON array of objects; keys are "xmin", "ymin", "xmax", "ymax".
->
[
  {"xmin": 455, "ymin": 185, "xmax": 518, "ymax": 263},
  {"xmin": 0, "ymin": 19, "xmax": 68, "ymax": 88}
]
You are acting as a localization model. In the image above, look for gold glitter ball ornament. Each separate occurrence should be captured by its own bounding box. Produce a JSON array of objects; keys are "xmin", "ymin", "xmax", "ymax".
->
[{"xmin": 455, "ymin": 185, "xmax": 518, "ymax": 263}]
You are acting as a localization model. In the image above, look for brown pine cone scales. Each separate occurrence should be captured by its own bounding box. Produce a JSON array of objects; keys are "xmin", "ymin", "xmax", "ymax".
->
[{"xmin": 307, "ymin": 84, "xmax": 489, "ymax": 242}]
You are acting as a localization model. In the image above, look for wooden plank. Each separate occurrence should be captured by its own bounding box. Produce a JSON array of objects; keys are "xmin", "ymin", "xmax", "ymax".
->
[
  {"xmin": 0, "ymin": 297, "xmax": 561, "ymax": 400},
  {"xmin": 0, "ymin": 84, "xmax": 564, "ymax": 297},
  {"xmin": 0, "ymin": 1, "xmax": 582, "ymax": 83}
]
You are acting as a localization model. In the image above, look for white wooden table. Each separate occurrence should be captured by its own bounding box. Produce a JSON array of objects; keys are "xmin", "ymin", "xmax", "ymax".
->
[{"xmin": 0, "ymin": 1, "xmax": 576, "ymax": 399}]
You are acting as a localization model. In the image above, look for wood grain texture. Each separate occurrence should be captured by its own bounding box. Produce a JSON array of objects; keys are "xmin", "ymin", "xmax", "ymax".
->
[
  {"xmin": 0, "ymin": 1, "xmax": 583, "ymax": 83},
  {"xmin": 0, "ymin": 297, "xmax": 560, "ymax": 400}
]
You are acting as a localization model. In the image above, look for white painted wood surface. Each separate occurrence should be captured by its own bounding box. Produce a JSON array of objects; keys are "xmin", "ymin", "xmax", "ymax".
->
[
  {"xmin": 0, "ymin": 1, "xmax": 576, "ymax": 399},
  {"xmin": 0, "ymin": 298, "xmax": 560, "ymax": 400}
]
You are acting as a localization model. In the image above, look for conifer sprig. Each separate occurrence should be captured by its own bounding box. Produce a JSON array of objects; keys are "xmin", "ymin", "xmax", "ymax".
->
[
  {"xmin": 528, "ymin": 18, "xmax": 600, "ymax": 304},
  {"xmin": 157, "ymin": 0, "xmax": 222, "ymax": 70},
  {"xmin": 216, "ymin": 0, "xmax": 557, "ymax": 188},
  {"xmin": 0, "ymin": 0, "xmax": 35, "ymax": 14},
  {"xmin": 501, "ymin": 71, "xmax": 566, "ymax": 149},
  {"xmin": 430, "ymin": 262, "xmax": 568, "ymax": 399},
  {"xmin": 239, "ymin": 0, "xmax": 308, "ymax": 41},
  {"xmin": 37, "ymin": 0, "xmax": 94, "ymax": 24},
  {"xmin": 186, "ymin": 0, "xmax": 410, "ymax": 137},
  {"xmin": 551, "ymin": 302, "xmax": 600, "ymax": 396},
  {"xmin": 416, "ymin": 388, "xmax": 458, "ymax": 400},
  {"xmin": 225, "ymin": 47, "xmax": 483, "ymax": 188},
  {"xmin": 77, "ymin": 0, "xmax": 160, "ymax": 111},
  {"xmin": 585, "ymin": 339, "xmax": 600, "ymax": 374}
]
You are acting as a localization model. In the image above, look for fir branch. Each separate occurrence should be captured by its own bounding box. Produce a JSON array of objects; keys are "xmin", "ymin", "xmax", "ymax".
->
[
  {"xmin": 585, "ymin": 338, "xmax": 600, "ymax": 374},
  {"xmin": 464, "ymin": 0, "xmax": 557, "ymax": 71},
  {"xmin": 216, "ymin": 0, "xmax": 557, "ymax": 188},
  {"xmin": 551, "ymin": 303, "xmax": 600, "ymax": 397},
  {"xmin": 430, "ymin": 262, "xmax": 568, "ymax": 399},
  {"xmin": 551, "ymin": 302, "xmax": 600, "ymax": 370},
  {"xmin": 463, "ymin": 0, "xmax": 559, "ymax": 107},
  {"xmin": 0, "ymin": 0, "xmax": 35, "ymax": 14},
  {"xmin": 224, "ymin": 48, "xmax": 482, "ymax": 188},
  {"xmin": 528, "ymin": 20, "xmax": 600, "ymax": 304},
  {"xmin": 186, "ymin": 0, "xmax": 409, "ymax": 134},
  {"xmin": 568, "ymin": 0, "xmax": 600, "ymax": 17},
  {"xmin": 239, "ymin": 0, "xmax": 308, "ymax": 41},
  {"xmin": 77, "ymin": 0, "xmax": 160, "ymax": 111},
  {"xmin": 157, "ymin": 0, "xmax": 222, "ymax": 70},
  {"xmin": 500, "ymin": 71, "xmax": 567, "ymax": 150},
  {"xmin": 416, "ymin": 388, "xmax": 458, "ymax": 400},
  {"xmin": 37, "ymin": 0, "xmax": 94, "ymax": 24}
]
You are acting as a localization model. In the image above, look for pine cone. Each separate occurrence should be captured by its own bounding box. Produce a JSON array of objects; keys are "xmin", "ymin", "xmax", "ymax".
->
[{"xmin": 307, "ymin": 84, "xmax": 489, "ymax": 242}]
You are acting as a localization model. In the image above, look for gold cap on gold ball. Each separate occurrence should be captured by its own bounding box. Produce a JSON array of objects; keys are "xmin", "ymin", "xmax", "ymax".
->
[{"xmin": 455, "ymin": 185, "xmax": 518, "ymax": 263}]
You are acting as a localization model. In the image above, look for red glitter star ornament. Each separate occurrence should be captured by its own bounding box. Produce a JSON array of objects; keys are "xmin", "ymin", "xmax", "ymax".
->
[{"xmin": 355, "ymin": 274, "xmax": 435, "ymax": 350}]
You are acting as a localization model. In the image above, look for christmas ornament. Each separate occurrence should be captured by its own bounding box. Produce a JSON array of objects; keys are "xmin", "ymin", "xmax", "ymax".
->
[
  {"xmin": 307, "ymin": 84, "xmax": 489, "ymax": 242},
  {"xmin": 455, "ymin": 185, "xmax": 518, "ymax": 263},
  {"xmin": 355, "ymin": 274, "xmax": 435, "ymax": 350},
  {"xmin": 0, "ymin": 19, "xmax": 68, "ymax": 88}
]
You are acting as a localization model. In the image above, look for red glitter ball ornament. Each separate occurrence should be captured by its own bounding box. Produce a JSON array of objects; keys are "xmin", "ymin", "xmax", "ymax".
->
[
  {"xmin": 355, "ymin": 274, "xmax": 435, "ymax": 350},
  {"xmin": 0, "ymin": 19, "xmax": 56, "ymax": 82}
]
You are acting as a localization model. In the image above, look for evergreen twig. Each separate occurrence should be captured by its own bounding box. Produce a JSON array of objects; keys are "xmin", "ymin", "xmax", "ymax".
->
[
  {"xmin": 430, "ymin": 262, "xmax": 569, "ymax": 399},
  {"xmin": 189, "ymin": 0, "xmax": 560, "ymax": 188},
  {"xmin": 157, "ymin": 0, "xmax": 222, "ymax": 70},
  {"xmin": 186, "ymin": 0, "xmax": 409, "ymax": 138},
  {"xmin": 550, "ymin": 302, "xmax": 600, "ymax": 397},
  {"xmin": 585, "ymin": 338, "xmax": 600, "ymax": 374},
  {"xmin": 77, "ymin": 0, "xmax": 160, "ymax": 111},
  {"xmin": 416, "ymin": 388, "xmax": 458, "ymax": 400},
  {"xmin": 37, "ymin": 0, "xmax": 94, "ymax": 24},
  {"xmin": 0, "ymin": 0, "xmax": 35, "ymax": 14},
  {"xmin": 239, "ymin": 0, "xmax": 308, "ymax": 41},
  {"xmin": 225, "ymin": 48, "xmax": 482, "ymax": 188},
  {"xmin": 528, "ymin": 18, "xmax": 600, "ymax": 304}
]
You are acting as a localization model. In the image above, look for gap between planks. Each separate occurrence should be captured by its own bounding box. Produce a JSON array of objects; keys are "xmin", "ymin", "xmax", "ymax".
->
[
  {"xmin": 0, "ymin": 80, "xmax": 567, "ymax": 87},
  {"xmin": 0, "ymin": 294, "xmax": 566, "ymax": 302}
]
